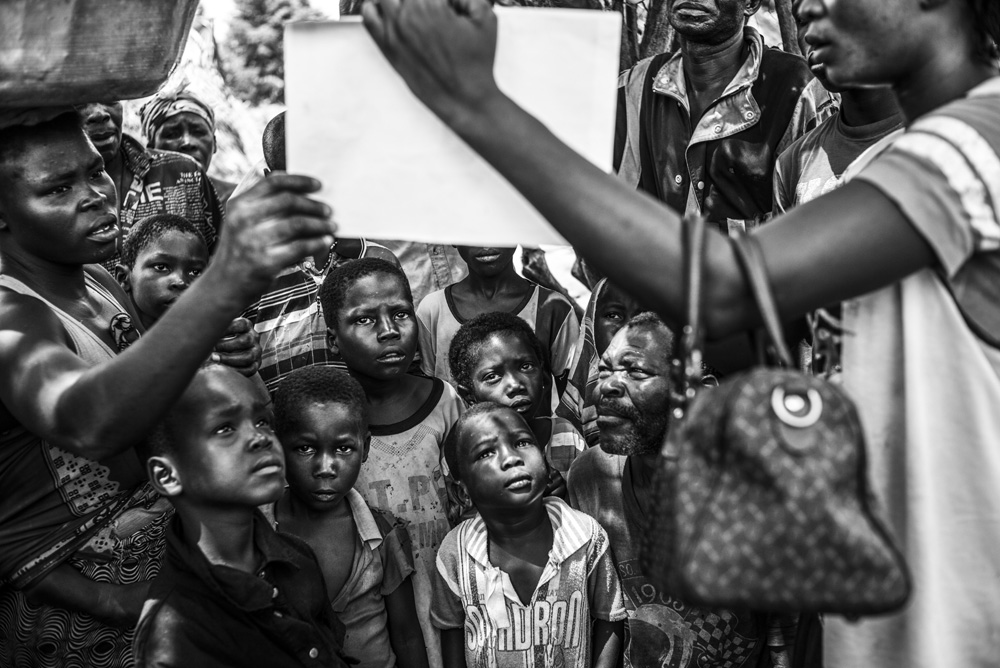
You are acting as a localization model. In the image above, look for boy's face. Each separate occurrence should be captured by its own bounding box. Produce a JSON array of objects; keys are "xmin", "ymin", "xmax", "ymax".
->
[
  {"xmin": 466, "ymin": 332, "xmax": 544, "ymax": 418},
  {"xmin": 78, "ymin": 102, "xmax": 125, "ymax": 165},
  {"xmin": 329, "ymin": 272, "xmax": 417, "ymax": 381},
  {"xmin": 167, "ymin": 366, "xmax": 286, "ymax": 508},
  {"xmin": 0, "ymin": 124, "xmax": 119, "ymax": 266},
  {"xmin": 280, "ymin": 401, "xmax": 369, "ymax": 513},
  {"xmin": 456, "ymin": 246, "xmax": 517, "ymax": 279},
  {"xmin": 594, "ymin": 283, "xmax": 643, "ymax": 356},
  {"xmin": 152, "ymin": 112, "xmax": 216, "ymax": 172},
  {"xmin": 458, "ymin": 409, "xmax": 548, "ymax": 512},
  {"xmin": 119, "ymin": 230, "xmax": 208, "ymax": 328}
]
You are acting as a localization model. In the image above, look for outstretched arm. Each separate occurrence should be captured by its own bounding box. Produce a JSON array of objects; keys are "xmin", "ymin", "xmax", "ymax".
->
[
  {"xmin": 361, "ymin": 0, "xmax": 934, "ymax": 341},
  {"xmin": 385, "ymin": 577, "xmax": 430, "ymax": 668},
  {"xmin": 0, "ymin": 174, "xmax": 336, "ymax": 460}
]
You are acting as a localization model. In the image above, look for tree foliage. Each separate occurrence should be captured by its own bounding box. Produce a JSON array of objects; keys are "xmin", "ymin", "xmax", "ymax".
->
[{"xmin": 223, "ymin": 0, "xmax": 325, "ymax": 105}]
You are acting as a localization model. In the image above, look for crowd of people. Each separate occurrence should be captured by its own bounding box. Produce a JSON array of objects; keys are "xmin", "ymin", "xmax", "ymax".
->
[{"xmin": 0, "ymin": 0, "xmax": 997, "ymax": 666}]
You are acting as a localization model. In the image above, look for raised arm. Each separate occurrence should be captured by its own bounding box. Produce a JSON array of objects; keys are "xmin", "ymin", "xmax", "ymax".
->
[
  {"xmin": 361, "ymin": 0, "xmax": 935, "ymax": 340},
  {"xmin": 0, "ymin": 174, "xmax": 336, "ymax": 460}
]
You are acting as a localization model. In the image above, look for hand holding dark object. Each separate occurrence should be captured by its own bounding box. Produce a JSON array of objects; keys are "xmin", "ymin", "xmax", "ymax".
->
[
  {"xmin": 213, "ymin": 173, "xmax": 337, "ymax": 303},
  {"xmin": 361, "ymin": 0, "xmax": 501, "ymax": 122},
  {"xmin": 211, "ymin": 318, "xmax": 262, "ymax": 377}
]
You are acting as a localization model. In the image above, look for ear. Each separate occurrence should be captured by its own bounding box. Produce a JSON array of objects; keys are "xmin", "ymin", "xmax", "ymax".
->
[
  {"xmin": 450, "ymin": 478, "xmax": 472, "ymax": 517},
  {"xmin": 362, "ymin": 431, "xmax": 372, "ymax": 463},
  {"xmin": 263, "ymin": 167, "xmax": 272, "ymax": 178},
  {"xmin": 212, "ymin": 132, "xmax": 219, "ymax": 155},
  {"xmin": 327, "ymin": 327, "xmax": 340, "ymax": 356},
  {"xmin": 457, "ymin": 384, "xmax": 476, "ymax": 406},
  {"xmin": 148, "ymin": 456, "xmax": 183, "ymax": 497},
  {"xmin": 745, "ymin": 0, "xmax": 762, "ymax": 16},
  {"xmin": 114, "ymin": 264, "xmax": 132, "ymax": 292}
]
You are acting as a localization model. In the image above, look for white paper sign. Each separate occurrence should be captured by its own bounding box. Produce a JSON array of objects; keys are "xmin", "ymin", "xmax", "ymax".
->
[{"xmin": 284, "ymin": 9, "xmax": 621, "ymax": 246}]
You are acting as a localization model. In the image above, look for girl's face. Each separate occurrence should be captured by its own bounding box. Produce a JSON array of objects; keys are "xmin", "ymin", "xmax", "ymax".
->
[
  {"xmin": 466, "ymin": 332, "xmax": 545, "ymax": 418},
  {"xmin": 594, "ymin": 283, "xmax": 643, "ymax": 356},
  {"xmin": 329, "ymin": 272, "xmax": 417, "ymax": 381}
]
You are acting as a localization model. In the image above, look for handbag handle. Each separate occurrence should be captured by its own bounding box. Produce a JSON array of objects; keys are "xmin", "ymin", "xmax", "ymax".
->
[
  {"xmin": 669, "ymin": 213, "xmax": 708, "ymax": 422},
  {"xmin": 730, "ymin": 233, "xmax": 795, "ymax": 368}
]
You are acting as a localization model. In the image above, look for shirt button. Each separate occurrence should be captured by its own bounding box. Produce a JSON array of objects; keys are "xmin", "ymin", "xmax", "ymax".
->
[
  {"xmin": 272, "ymin": 587, "xmax": 279, "ymax": 599},
  {"xmin": 713, "ymin": 125, "xmax": 723, "ymax": 134},
  {"xmin": 697, "ymin": 181, "xmax": 705, "ymax": 190},
  {"xmin": 309, "ymin": 648, "xmax": 319, "ymax": 659},
  {"xmin": 674, "ymin": 175, "xmax": 683, "ymax": 184},
  {"xmin": 745, "ymin": 111, "xmax": 755, "ymax": 120},
  {"xmin": 274, "ymin": 611, "xmax": 283, "ymax": 618}
]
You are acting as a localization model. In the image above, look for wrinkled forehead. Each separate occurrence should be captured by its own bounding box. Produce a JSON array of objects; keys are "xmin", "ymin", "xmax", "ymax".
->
[{"xmin": 602, "ymin": 321, "xmax": 672, "ymax": 364}]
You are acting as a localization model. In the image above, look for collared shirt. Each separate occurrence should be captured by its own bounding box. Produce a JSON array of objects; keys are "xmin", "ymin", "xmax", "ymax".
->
[
  {"xmin": 242, "ymin": 240, "xmax": 399, "ymax": 394},
  {"xmin": 133, "ymin": 512, "xmax": 349, "ymax": 668},
  {"xmin": 616, "ymin": 28, "xmax": 836, "ymax": 235},
  {"xmin": 430, "ymin": 497, "xmax": 627, "ymax": 668},
  {"xmin": 104, "ymin": 134, "xmax": 224, "ymax": 269},
  {"xmin": 262, "ymin": 490, "xmax": 416, "ymax": 668},
  {"xmin": 375, "ymin": 241, "xmax": 468, "ymax": 307}
]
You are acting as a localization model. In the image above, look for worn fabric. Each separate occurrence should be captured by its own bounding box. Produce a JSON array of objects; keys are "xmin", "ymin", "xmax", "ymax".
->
[
  {"xmin": 242, "ymin": 240, "xmax": 398, "ymax": 394},
  {"xmin": 567, "ymin": 448, "xmax": 777, "ymax": 668},
  {"xmin": 416, "ymin": 284, "xmax": 580, "ymax": 392},
  {"xmin": 263, "ymin": 490, "xmax": 415, "ymax": 668},
  {"xmin": 430, "ymin": 497, "xmax": 626, "ymax": 668},
  {"xmin": 555, "ymin": 279, "xmax": 607, "ymax": 447},
  {"xmin": 544, "ymin": 416, "xmax": 587, "ymax": 475},
  {"xmin": 616, "ymin": 27, "xmax": 835, "ymax": 235},
  {"xmin": 103, "ymin": 135, "xmax": 223, "ymax": 270},
  {"xmin": 354, "ymin": 377, "xmax": 464, "ymax": 668},
  {"xmin": 138, "ymin": 89, "xmax": 215, "ymax": 145},
  {"xmin": 133, "ymin": 512, "xmax": 348, "ymax": 668},
  {"xmin": 376, "ymin": 241, "xmax": 468, "ymax": 308},
  {"xmin": 824, "ymin": 77, "xmax": 1000, "ymax": 668}
]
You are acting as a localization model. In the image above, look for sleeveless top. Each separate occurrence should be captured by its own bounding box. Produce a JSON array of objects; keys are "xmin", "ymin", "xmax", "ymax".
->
[{"xmin": 0, "ymin": 270, "xmax": 156, "ymax": 589}]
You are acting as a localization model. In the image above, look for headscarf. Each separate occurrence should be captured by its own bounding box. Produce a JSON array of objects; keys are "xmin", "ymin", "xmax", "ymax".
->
[{"xmin": 138, "ymin": 85, "xmax": 215, "ymax": 143}]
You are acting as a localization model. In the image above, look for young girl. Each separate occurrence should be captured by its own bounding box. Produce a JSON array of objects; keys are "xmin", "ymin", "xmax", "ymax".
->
[
  {"xmin": 363, "ymin": 2, "xmax": 1000, "ymax": 665},
  {"xmin": 319, "ymin": 258, "xmax": 464, "ymax": 668},
  {"xmin": 432, "ymin": 403, "xmax": 625, "ymax": 668},
  {"xmin": 268, "ymin": 366, "xmax": 428, "ymax": 668}
]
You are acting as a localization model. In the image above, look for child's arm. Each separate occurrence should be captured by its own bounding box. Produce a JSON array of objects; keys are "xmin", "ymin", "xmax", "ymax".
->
[
  {"xmin": 441, "ymin": 629, "xmax": 468, "ymax": 668},
  {"xmin": 591, "ymin": 619, "xmax": 624, "ymax": 668},
  {"xmin": 384, "ymin": 576, "xmax": 430, "ymax": 668},
  {"xmin": 23, "ymin": 563, "xmax": 149, "ymax": 627}
]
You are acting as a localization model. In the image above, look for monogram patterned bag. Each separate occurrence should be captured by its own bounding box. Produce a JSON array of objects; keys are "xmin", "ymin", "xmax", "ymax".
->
[{"xmin": 640, "ymin": 214, "xmax": 911, "ymax": 614}]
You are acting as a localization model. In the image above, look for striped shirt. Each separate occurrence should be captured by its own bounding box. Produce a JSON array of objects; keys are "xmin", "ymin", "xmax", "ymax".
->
[{"xmin": 430, "ymin": 498, "xmax": 626, "ymax": 668}]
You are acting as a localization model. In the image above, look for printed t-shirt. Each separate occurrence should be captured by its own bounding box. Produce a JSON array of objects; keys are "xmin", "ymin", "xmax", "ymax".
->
[
  {"xmin": 430, "ymin": 497, "xmax": 626, "ymax": 668},
  {"xmin": 417, "ymin": 284, "xmax": 580, "ymax": 391},
  {"xmin": 353, "ymin": 377, "xmax": 464, "ymax": 668},
  {"xmin": 567, "ymin": 447, "xmax": 774, "ymax": 668},
  {"xmin": 263, "ymin": 489, "xmax": 415, "ymax": 668},
  {"xmin": 823, "ymin": 76, "xmax": 1000, "ymax": 668}
]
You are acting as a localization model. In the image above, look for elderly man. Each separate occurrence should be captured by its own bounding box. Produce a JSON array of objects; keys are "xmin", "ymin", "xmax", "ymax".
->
[
  {"xmin": 568, "ymin": 313, "xmax": 793, "ymax": 668},
  {"xmin": 78, "ymin": 101, "xmax": 224, "ymax": 269},
  {"xmin": 139, "ymin": 86, "xmax": 238, "ymax": 207}
]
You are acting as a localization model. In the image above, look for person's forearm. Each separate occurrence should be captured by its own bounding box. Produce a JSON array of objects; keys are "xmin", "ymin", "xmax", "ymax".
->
[
  {"xmin": 24, "ymin": 565, "xmax": 150, "ymax": 627},
  {"xmin": 591, "ymin": 619, "xmax": 623, "ymax": 668},
  {"xmin": 51, "ymin": 263, "xmax": 254, "ymax": 459}
]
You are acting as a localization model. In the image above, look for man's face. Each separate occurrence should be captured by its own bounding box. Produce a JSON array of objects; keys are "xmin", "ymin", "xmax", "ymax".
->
[
  {"xmin": 169, "ymin": 366, "xmax": 286, "ymax": 508},
  {"xmin": 796, "ymin": 0, "xmax": 920, "ymax": 89},
  {"xmin": 0, "ymin": 123, "xmax": 119, "ymax": 266},
  {"xmin": 78, "ymin": 102, "xmax": 125, "ymax": 165},
  {"xmin": 594, "ymin": 282, "xmax": 643, "ymax": 356},
  {"xmin": 668, "ymin": 0, "xmax": 756, "ymax": 45},
  {"xmin": 152, "ymin": 112, "xmax": 216, "ymax": 171},
  {"xmin": 596, "ymin": 323, "xmax": 673, "ymax": 457}
]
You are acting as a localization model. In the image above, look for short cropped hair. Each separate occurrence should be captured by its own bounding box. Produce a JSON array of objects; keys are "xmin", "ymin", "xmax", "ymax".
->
[
  {"xmin": 448, "ymin": 311, "xmax": 547, "ymax": 391},
  {"xmin": 442, "ymin": 401, "xmax": 514, "ymax": 482},
  {"xmin": 625, "ymin": 311, "xmax": 675, "ymax": 358},
  {"xmin": 273, "ymin": 366, "xmax": 368, "ymax": 436},
  {"xmin": 0, "ymin": 111, "xmax": 85, "ymax": 173},
  {"xmin": 262, "ymin": 111, "xmax": 286, "ymax": 172},
  {"xmin": 119, "ymin": 213, "xmax": 206, "ymax": 269},
  {"xmin": 319, "ymin": 257, "xmax": 413, "ymax": 328}
]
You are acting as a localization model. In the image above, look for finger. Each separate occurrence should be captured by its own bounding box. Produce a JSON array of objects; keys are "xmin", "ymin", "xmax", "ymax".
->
[
  {"xmin": 246, "ymin": 172, "xmax": 323, "ymax": 196},
  {"xmin": 214, "ymin": 350, "xmax": 257, "ymax": 369},
  {"xmin": 237, "ymin": 191, "xmax": 333, "ymax": 225},
  {"xmin": 224, "ymin": 317, "xmax": 252, "ymax": 335},
  {"xmin": 255, "ymin": 216, "xmax": 338, "ymax": 245},
  {"xmin": 214, "ymin": 332, "xmax": 255, "ymax": 353}
]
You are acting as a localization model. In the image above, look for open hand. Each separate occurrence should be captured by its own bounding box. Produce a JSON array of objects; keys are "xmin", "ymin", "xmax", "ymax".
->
[
  {"xmin": 215, "ymin": 174, "xmax": 336, "ymax": 301},
  {"xmin": 362, "ymin": 0, "xmax": 501, "ymax": 120},
  {"xmin": 210, "ymin": 318, "xmax": 262, "ymax": 377}
]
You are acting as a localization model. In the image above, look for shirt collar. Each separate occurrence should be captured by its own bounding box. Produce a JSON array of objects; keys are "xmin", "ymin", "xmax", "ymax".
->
[
  {"xmin": 119, "ymin": 133, "xmax": 153, "ymax": 179},
  {"xmin": 346, "ymin": 489, "xmax": 383, "ymax": 552},
  {"xmin": 651, "ymin": 26, "xmax": 765, "ymax": 105}
]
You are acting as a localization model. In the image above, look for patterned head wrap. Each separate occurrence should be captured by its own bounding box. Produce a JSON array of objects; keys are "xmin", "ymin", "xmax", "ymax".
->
[{"xmin": 138, "ymin": 86, "xmax": 215, "ymax": 143}]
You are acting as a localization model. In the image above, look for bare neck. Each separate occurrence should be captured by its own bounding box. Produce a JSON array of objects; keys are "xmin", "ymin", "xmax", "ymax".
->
[
  {"xmin": 0, "ymin": 245, "xmax": 89, "ymax": 303},
  {"xmin": 838, "ymin": 88, "xmax": 901, "ymax": 128},
  {"xmin": 680, "ymin": 29, "xmax": 747, "ymax": 119},
  {"xmin": 177, "ymin": 503, "xmax": 259, "ymax": 573}
]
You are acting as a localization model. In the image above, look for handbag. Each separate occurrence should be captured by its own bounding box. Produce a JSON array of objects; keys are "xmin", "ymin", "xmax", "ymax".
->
[{"xmin": 640, "ymin": 213, "xmax": 911, "ymax": 615}]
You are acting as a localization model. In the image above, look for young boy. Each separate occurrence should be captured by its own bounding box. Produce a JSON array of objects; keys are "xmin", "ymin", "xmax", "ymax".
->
[
  {"xmin": 114, "ymin": 213, "xmax": 209, "ymax": 330},
  {"xmin": 266, "ymin": 366, "xmax": 429, "ymax": 668},
  {"xmin": 132, "ymin": 364, "xmax": 349, "ymax": 668},
  {"xmin": 319, "ymin": 258, "xmax": 464, "ymax": 668},
  {"xmin": 449, "ymin": 312, "xmax": 585, "ymax": 475},
  {"xmin": 417, "ymin": 246, "xmax": 580, "ymax": 396},
  {"xmin": 432, "ymin": 403, "xmax": 625, "ymax": 668}
]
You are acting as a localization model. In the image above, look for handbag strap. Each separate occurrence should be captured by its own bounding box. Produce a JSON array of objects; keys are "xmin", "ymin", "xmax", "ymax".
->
[
  {"xmin": 730, "ymin": 232, "xmax": 795, "ymax": 368},
  {"xmin": 669, "ymin": 213, "xmax": 708, "ymax": 421}
]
